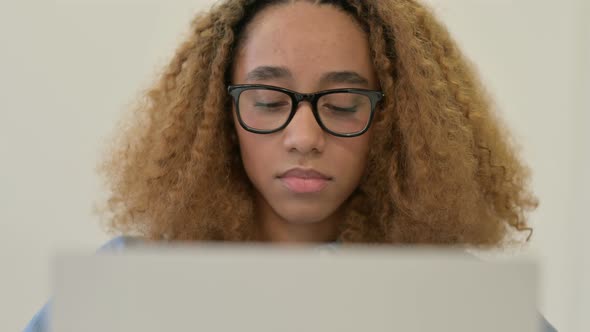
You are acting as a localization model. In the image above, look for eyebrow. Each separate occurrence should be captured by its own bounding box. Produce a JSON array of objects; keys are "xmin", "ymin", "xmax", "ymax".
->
[
  {"xmin": 245, "ymin": 66, "xmax": 293, "ymax": 82},
  {"xmin": 244, "ymin": 66, "xmax": 369, "ymax": 87},
  {"xmin": 319, "ymin": 71, "xmax": 369, "ymax": 87}
]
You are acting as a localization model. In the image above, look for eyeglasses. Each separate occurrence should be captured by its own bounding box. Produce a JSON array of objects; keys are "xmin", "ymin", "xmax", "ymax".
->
[{"xmin": 227, "ymin": 84, "xmax": 384, "ymax": 137}]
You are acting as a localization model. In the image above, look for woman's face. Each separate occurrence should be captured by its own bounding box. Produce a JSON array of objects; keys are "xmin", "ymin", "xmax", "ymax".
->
[{"xmin": 231, "ymin": 2, "xmax": 379, "ymax": 229}]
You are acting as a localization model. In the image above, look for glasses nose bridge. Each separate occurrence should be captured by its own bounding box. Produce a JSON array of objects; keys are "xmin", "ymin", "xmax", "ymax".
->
[{"xmin": 293, "ymin": 92, "xmax": 318, "ymax": 111}]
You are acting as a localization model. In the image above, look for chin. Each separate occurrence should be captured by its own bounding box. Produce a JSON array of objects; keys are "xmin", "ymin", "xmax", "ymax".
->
[{"xmin": 275, "ymin": 203, "xmax": 338, "ymax": 225}]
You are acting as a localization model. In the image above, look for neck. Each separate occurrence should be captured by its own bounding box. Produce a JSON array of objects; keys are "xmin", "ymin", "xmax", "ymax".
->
[{"xmin": 255, "ymin": 195, "xmax": 340, "ymax": 244}]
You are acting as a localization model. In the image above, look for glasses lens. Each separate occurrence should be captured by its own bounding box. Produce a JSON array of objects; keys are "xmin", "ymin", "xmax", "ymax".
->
[
  {"xmin": 317, "ymin": 92, "xmax": 372, "ymax": 134},
  {"xmin": 238, "ymin": 89, "xmax": 292, "ymax": 131}
]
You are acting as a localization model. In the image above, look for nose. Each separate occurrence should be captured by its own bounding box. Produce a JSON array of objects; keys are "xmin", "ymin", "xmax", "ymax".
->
[{"xmin": 282, "ymin": 102, "xmax": 326, "ymax": 155}]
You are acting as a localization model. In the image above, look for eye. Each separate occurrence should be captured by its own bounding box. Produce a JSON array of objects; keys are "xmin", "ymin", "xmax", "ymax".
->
[
  {"xmin": 240, "ymin": 88, "xmax": 292, "ymax": 112},
  {"xmin": 323, "ymin": 104, "xmax": 358, "ymax": 113},
  {"xmin": 319, "ymin": 93, "xmax": 364, "ymax": 114},
  {"xmin": 252, "ymin": 101, "xmax": 291, "ymax": 114},
  {"xmin": 254, "ymin": 101, "xmax": 290, "ymax": 108}
]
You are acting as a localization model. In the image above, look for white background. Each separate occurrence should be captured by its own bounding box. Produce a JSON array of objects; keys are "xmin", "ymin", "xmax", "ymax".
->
[{"xmin": 1, "ymin": 0, "xmax": 588, "ymax": 331}]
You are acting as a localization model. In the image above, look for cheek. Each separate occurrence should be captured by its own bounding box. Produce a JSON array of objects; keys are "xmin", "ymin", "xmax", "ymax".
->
[
  {"xmin": 234, "ymin": 124, "xmax": 273, "ymax": 184},
  {"xmin": 347, "ymin": 141, "xmax": 373, "ymax": 192},
  {"xmin": 334, "ymin": 134, "xmax": 372, "ymax": 174}
]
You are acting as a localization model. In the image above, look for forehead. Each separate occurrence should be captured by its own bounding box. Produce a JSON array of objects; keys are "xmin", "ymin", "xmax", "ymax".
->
[{"xmin": 232, "ymin": 2, "xmax": 377, "ymax": 88}]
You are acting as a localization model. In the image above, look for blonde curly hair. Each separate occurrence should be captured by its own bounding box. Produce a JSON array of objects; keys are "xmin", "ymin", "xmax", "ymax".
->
[{"xmin": 98, "ymin": 0, "xmax": 538, "ymax": 246}]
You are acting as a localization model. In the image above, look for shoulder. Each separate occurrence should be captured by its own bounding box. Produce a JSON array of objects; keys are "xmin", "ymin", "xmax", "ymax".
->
[
  {"xmin": 539, "ymin": 315, "xmax": 558, "ymax": 332},
  {"xmin": 96, "ymin": 235, "xmax": 146, "ymax": 253},
  {"xmin": 24, "ymin": 236, "xmax": 147, "ymax": 331}
]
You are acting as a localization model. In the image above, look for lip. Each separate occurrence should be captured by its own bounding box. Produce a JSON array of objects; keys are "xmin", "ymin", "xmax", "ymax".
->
[
  {"xmin": 277, "ymin": 167, "xmax": 332, "ymax": 193},
  {"xmin": 278, "ymin": 168, "xmax": 332, "ymax": 180}
]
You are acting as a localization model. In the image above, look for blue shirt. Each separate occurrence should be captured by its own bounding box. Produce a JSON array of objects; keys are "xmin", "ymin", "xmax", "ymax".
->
[{"xmin": 23, "ymin": 236, "xmax": 557, "ymax": 332}]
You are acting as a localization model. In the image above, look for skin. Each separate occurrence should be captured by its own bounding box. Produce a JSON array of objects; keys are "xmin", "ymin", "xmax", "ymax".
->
[{"xmin": 231, "ymin": 1, "xmax": 380, "ymax": 243}]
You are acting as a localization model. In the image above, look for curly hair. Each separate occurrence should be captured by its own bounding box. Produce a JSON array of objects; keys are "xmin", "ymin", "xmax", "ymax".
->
[{"xmin": 98, "ymin": 0, "xmax": 538, "ymax": 246}]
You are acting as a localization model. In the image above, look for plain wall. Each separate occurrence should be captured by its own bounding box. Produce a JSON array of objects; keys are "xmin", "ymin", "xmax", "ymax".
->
[
  {"xmin": 1, "ymin": 1, "xmax": 587, "ymax": 331},
  {"xmin": 572, "ymin": 1, "xmax": 590, "ymax": 331}
]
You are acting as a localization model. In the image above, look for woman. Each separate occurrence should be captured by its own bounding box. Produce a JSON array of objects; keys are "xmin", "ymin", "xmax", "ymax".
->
[{"xmin": 25, "ymin": 0, "xmax": 555, "ymax": 330}]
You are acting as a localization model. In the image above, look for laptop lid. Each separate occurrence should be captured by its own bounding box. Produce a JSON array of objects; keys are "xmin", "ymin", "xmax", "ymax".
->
[{"xmin": 52, "ymin": 244, "xmax": 538, "ymax": 332}]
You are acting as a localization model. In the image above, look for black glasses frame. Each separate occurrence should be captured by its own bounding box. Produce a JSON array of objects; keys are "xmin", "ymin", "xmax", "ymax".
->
[{"xmin": 227, "ymin": 84, "xmax": 384, "ymax": 138}]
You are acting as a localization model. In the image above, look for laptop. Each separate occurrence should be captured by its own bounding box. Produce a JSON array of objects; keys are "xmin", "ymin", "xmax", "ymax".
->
[{"xmin": 51, "ymin": 244, "xmax": 538, "ymax": 332}]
